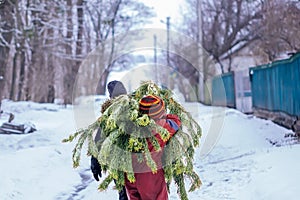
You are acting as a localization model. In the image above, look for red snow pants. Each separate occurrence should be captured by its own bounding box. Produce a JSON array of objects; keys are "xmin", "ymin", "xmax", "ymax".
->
[{"xmin": 125, "ymin": 169, "xmax": 168, "ymax": 200}]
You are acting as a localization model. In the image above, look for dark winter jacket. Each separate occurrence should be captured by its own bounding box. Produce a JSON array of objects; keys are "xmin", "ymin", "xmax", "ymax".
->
[{"xmin": 91, "ymin": 80, "xmax": 128, "ymax": 200}]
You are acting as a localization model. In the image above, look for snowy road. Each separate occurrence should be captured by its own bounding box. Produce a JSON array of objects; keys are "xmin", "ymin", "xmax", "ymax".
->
[{"xmin": 0, "ymin": 99, "xmax": 299, "ymax": 200}]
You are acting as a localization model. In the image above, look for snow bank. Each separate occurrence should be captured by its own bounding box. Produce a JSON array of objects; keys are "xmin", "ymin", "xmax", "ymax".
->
[{"xmin": 0, "ymin": 99, "xmax": 298, "ymax": 200}]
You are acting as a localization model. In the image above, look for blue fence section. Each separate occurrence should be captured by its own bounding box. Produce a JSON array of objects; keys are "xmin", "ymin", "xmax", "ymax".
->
[
  {"xmin": 212, "ymin": 72, "xmax": 236, "ymax": 108},
  {"xmin": 250, "ymin": 53, "xmax": 300, "ymax": 117}
]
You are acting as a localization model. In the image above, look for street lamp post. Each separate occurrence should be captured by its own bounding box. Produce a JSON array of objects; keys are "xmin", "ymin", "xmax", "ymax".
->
[
  {"xmin": 160, "ymin": 16, "xmax": 171, "ymax": 67},
  {"xmin": 197, "ymin": 0, "xmax": 204, "ymax": 102},
  {"xmin": 153, "ymin": 34, "xmax": 158, "ymax": 83},
  {"xmin": 166, "ymin": 16, "xmax": 170, "ymax": 67},
  {"xmin": 159, "ymin": 17, "xmax": 171, "ymax": 87}
]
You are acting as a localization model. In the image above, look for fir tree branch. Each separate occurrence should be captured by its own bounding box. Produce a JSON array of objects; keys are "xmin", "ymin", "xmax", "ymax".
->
[{"xmin": 65, "ymin": 81, "xmax": 203, "ymax": 198}]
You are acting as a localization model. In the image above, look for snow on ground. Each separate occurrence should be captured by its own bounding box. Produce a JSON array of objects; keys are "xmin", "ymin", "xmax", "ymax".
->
[{"xmin": 0, "ymin": 98, "xmax": 299, "ymax": 200}]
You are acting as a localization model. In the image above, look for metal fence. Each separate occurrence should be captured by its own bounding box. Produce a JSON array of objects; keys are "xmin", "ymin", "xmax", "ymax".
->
[
  {"xmin": 211, "ymin": 70, "xmax": 252, "ymax": 113},
  {"xmin": 249, "ymin": 53, "xmax": 300, "ymax": 117},
  {"xmin": 234, "ymin": 70, "xmax": 252, "ymax": 113},
  {"xmin": 211, "ymin": 72, "xmax": 236, "ymax": 108}
]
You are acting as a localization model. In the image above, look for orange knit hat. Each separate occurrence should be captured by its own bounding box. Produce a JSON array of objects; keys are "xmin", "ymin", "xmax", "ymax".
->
[{"xmin": 139, "ymin": 95, "xmax": 166, "ymax": 120}]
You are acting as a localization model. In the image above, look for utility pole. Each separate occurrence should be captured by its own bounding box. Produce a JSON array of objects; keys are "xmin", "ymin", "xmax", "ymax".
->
[
  {"xmin": 160, "ymin": 16, "xmax": 171, "ymax": 87},
  {"xmin": 166, "ymin": 16, "xmax": 170, "ymax": 67},
  {"xmin": 197, "ymin": 0, "xmax": 204, "ymax": 102},
  {"xmin": 153, "ymin": 34, "xmax": 158, "ymax": 83}
]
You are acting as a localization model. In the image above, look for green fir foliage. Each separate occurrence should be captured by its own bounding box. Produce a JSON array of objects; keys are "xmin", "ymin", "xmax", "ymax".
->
[{"xmin": 63, "ymin": 81, "xmax": 202, "ymax": 199}]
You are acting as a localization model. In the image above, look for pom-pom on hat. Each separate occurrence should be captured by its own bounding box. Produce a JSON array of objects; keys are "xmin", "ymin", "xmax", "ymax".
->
[{"xmin": 139, "ymin": 95, "xmax": 166, "ymax": 120}]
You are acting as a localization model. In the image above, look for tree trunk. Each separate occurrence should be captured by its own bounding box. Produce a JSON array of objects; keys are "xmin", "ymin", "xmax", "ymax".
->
[
  {"xmin": 97, "ymin": 68, "xmax": 109, "ymax": 95},
  {"xmin": 73, "ymin": 0, "xmax": 84, "ymax": 95},
  {"xmin": 63, "ymin": 0, "xmax": 74, "ymax": 104},
  {"xmin": 216, "ymin": 57, "xmax": 224, "ymax": 74},
  {"xmin": 0, "ymin": 45, "xmax": 10, "ymax": 101},
  {"xmin": 17, "ymin": 50, "xmax": 26, "ymax": 101},
  {"xmin": 96, "ymin": 1, "xmax": 121, "ymax": 95},
  {"xmin": 0, "ymin": 4, "xmax": 13, "ymax": 100},
  {"xmin": 14, "ymin": 0, "xmax": 27, "ymax": 101},
  {"xmin": 0, "ymin": 1, "xmax": 14, "ymax": 100},
  {"xmin": 10, "ymin": 53, "xmax": 18, "ymax": 100},
  {"xmin": 0, "ymin": 47, "xmax": 7, "ymax": 100},
  {"xmin": 76, "ymin": 0, "xmax": 84, "ymax": 63}
]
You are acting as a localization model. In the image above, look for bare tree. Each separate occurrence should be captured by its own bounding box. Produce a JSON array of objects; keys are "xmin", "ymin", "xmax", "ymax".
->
[
  {"xmin": 252, "ymin": 0, "xmax": 300, "ymax": 61},
  {"xmin": 0, "ymin": 0, "xmax": 15, "ymax": 101},
  {"xmin": 83, "ymin": 0, "xmax": 154, "ymax": 95},
  {"xmin": 1, "ymin": 0, "xmax": 63, "ymax": 102},
  {"xmin": 0, "ymin": 0, "xmax": 153, "ymax": 103},
  {"xmin": 203, "ymin": 0, "xmax": 264, "ymax": 73},
  {"xmin": 182, "ymin": 0, "xmax": 264, "ymax": 73},
  {"xmin": 182, "ymin": 0, "xmax": 300, "ymax": 69},
  {"xmin": 168, "ymin": 35, "xmax": 216, "ymax": 102},
  {"xmin": 9, "ymin": 0, "xmax": 29, "ymax": 101}
]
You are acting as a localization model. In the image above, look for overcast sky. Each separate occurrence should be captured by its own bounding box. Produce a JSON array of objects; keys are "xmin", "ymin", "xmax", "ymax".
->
[{"xmin": 140, "ymin": 0, "xmax": 185, "ymax": 29}]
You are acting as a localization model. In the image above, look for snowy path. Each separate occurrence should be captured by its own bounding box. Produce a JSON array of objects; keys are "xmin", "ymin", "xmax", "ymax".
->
[{"xmin": 0, "ymin": 100, "xmax": 299, "ymax": 200}]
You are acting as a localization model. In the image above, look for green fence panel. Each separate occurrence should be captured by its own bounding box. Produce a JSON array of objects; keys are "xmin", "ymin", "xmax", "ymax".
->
[
  {"xmin": 250, "ymin": 53, "xmax": 300, "ymax": 117},
  {"xmin": 212, "ymin": 72, "xmax": 235, "ymax": 108}
]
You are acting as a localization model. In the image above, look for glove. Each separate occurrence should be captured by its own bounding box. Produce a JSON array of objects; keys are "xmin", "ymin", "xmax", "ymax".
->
[{"xmin": 91, "ymin": 156, "xmax": 102, "ymax": 181}]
